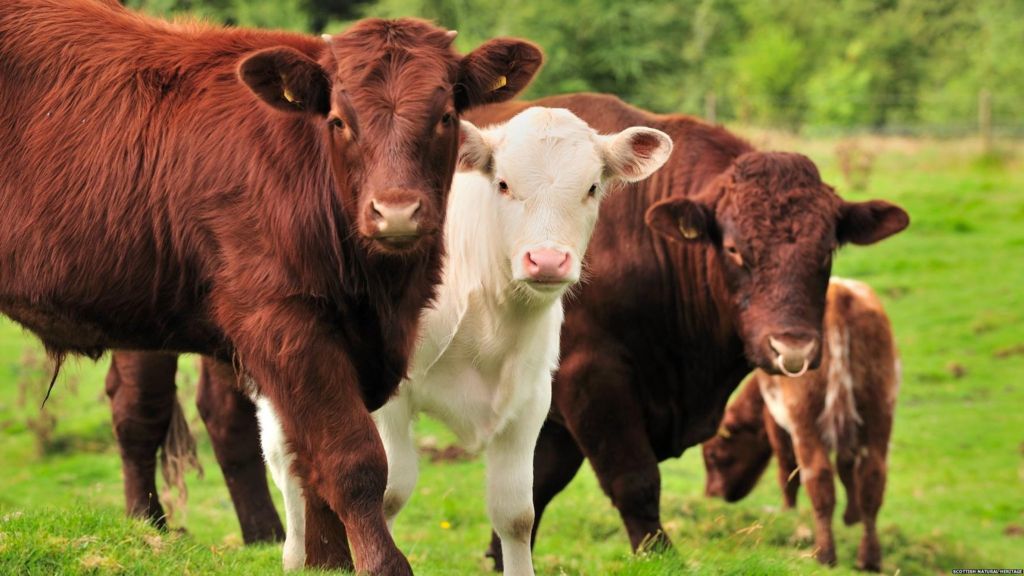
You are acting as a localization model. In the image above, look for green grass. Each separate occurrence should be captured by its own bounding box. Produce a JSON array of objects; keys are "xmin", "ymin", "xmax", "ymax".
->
[{"xmin": 1, "ymin": 137, "xmax": 1023, "ymax": 575}]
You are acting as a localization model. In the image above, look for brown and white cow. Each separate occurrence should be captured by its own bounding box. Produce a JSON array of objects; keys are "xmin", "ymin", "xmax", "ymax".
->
[
  {"xmin": 463, "ymin": 93, "xmax": 908, "ymax": 568},
  {"xmin": 0, "ymin": 1, "xmax": 540, "ymax": 572},
  {"xmin": 703, "ymin": 277, "xmax": 900, "ymax": 571}
]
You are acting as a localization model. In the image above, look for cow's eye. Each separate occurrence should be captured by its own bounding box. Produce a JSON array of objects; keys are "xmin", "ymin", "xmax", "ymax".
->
[
  {"xmin": 328, "ymin": 117, "xmax": 345, "ymax": 130},
  {"xmin": 498, "ymin": 180, "xmax": 509, "ymax": 195},
  {"xmin": 588, "ymin": 184, "xmax": 598, "ymax": 198},
  {"xmin": 440, "ymin": 112, "xmax": 454, "ymax": 126}
]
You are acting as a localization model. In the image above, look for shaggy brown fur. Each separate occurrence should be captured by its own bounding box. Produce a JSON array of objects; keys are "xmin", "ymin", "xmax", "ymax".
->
[
  {"xmin": 0, "ymin": 2, "xmax": 540, "ymax": 572},
  {"xmin": 464, "ymin": 93, "xmax": 907, "ymax": 567},
  {"xmin": 703, "ymin": 278, "xmax": 899, "ymax": 571}
]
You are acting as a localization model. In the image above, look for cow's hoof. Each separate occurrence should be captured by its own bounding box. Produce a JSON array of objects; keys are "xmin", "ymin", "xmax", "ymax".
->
[
  {"xmin": 856, "ymin": 540, "xmax": 882, "ymax": 572},
  {"xmin": 843, "ymin": 507, "xmax": 862, "ymax": 526},
  {"xmin": 374, "ymin": 554, "xmax": 413, "ymax": 576},
  {"xmin": 814, "ymin": 546, "xmax": 837, "ymax": 567}
]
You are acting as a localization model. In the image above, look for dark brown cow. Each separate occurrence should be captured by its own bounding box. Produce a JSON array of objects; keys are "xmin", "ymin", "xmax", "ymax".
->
[
  {"xmin": 462, "ymin": 93, "xmax": 908, "ymax": 568},
  {"xmin": 0, "ymin": 1, "xmax": 540, "ymax": 572},
  {"xmin": 703, "ymin": 277, "xmax": 900, "ymax": 571}
]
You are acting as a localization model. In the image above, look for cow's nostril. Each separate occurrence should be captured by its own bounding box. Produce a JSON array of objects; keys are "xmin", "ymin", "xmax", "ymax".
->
[{"xmin": 370, "ymin": 200, "xmax": 385, "ymax": 221}]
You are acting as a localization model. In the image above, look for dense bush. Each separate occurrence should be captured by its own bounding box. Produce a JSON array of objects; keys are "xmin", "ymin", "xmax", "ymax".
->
[{"xmin": 125, "ymin": 0, "xmax": 1024, "ymax": 134}]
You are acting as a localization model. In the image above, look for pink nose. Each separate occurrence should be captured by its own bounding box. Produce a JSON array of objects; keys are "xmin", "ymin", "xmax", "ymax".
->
[{"xmin": 523, "ymin": 249, "xmax": 572, "ymax": 282}]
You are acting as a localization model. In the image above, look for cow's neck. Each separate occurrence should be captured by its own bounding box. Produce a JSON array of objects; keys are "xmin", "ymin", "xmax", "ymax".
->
[{"xmin": 330, "ymin": 243, "xmax": 444, "ymax": 410}]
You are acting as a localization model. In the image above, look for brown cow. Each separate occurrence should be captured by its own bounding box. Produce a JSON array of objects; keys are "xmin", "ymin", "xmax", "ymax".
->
[
  {"xmin": 703, "ymin": 277, "xmax": 900, "ymax": 571},
  {"xmin": 462, "ymin": 93, "xmax": 908, "ymax": 569},
  {"xmin": 0, "ymin": 1, "xmax": 541, "ymax": 572}
]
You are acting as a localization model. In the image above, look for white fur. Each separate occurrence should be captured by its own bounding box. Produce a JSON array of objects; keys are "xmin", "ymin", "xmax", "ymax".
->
[
  {"xmin": 820, "ymin": 324, "xmax": 862, "ymax": 448},
  {"xmin": 256, "ymin": 108, "xmax": 671, "ymax": 573},
  {"xmin": 760, "ymin": 377, "xmax": 795, "ymax": 434},
  {"xmin": 254, "ymin": 398, "xmax": 306, "ymax": 571}
]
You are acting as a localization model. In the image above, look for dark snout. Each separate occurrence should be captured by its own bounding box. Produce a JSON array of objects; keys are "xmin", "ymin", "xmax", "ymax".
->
[
  {"xmin": 762, "ymin": 330, "xmax": 821, "ymax": 377},
  {"xmin": 702, "ymin": 444, "xmax": 727, "ymax": 498},
  {"xmin": 362, "ymin": 189, "xmax": 434, "ymax": 252},
  {"xmin": 702, "ymin": 443, "xmax": 752, "ymax": 502},
  {"xmin": 705, "ymin": 475, "xmax": 726, "ymax": 499}
]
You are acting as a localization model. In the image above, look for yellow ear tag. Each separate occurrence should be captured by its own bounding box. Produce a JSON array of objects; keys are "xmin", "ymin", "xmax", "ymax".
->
[
  {"xmin": 281, "ymin": 74, "xmax": 300, "ymax": 106},
  {"xmin": 717, "ymin": 425, "xmax": 731, "ymax": 439},
  {"xmin": 488, "ymin": 75, "xmax": 507, "ymax": 92},
  {"xmin": 678, "ymin": 219, "xmax": 699, "ymax": 240}
]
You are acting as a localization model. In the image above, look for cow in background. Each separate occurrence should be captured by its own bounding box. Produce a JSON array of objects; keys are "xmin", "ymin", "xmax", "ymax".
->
[
  {"xmin": 257, "ymin": 108, "xmax": 672, "ymax": 574},
  {"xmin": 463, "ymin": 93, "xmax": 909, "ymax": 568},
  {"xmin": 704, "ymin": 277, "xmax": 900, "ymax": 571},
  {"xmin": 0, "ymin": 1, "xmax": 541, "ymax": 572}
]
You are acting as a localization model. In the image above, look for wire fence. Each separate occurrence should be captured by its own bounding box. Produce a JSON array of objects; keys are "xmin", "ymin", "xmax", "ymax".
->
[{"xmin": 693, "ymin": 90, "xmax": 1024, "ymax": 142}]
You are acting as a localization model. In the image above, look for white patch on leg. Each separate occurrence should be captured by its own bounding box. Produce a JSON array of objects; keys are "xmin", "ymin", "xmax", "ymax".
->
[{"xmin": 256, "ymin": 398, "xmax": 307, "ymax": 571}]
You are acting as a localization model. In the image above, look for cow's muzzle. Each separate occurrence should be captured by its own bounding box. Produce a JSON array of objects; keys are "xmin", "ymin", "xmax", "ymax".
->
[{"xmin": 768, "ymin": 335, "xmax": 818, "ymax": 377}]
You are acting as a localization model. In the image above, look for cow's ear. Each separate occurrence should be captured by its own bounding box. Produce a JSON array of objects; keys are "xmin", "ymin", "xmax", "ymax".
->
[
  {"xmin": 837, "ymin": 200, "xmax": 909, "ymax": 245},
  {"xmin": 238, "ymin": 47, "xmax": 331, "ymax": 116},
  {"xmin": 645, "ymin": 196, "xmax": 714, "ymax": 244},
  {"xmin": 457, "ymin": 120, "xmax": 494, "ymax": 174},
  {"xmin": 455, "ymin": 38, "xmax": 543, "ymax": 111},
  {"xmin": 601, "ymin": 127, "xmax": 674, "ymax": 183}
]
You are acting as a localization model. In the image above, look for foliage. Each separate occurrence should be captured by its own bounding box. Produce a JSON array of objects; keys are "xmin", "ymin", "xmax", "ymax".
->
[{"xmin": 118, "ymin": 0, "xmax": 1024, "ymax": 133}]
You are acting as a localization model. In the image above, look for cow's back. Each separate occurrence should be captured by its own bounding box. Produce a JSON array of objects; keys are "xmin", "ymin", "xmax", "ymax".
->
[{"xmin": 0, "ymin": 0, "xmax": 325, "ymax": 354}]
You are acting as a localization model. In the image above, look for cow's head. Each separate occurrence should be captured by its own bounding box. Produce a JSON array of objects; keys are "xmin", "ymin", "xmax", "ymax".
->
[
  {"xmin": 238, "ymin": 19, "xmax": 542, "ymax": 255},
  {"xmin": 458, "ymin": 108, "xmax": 672, "ymax": 304},
  {"xmin": 702, "ymin": 377, "xmax": 772, "ymax": 502},
  {"xmin": 646, "ymin": 151, "xmax": 908, "ymax": 376}
]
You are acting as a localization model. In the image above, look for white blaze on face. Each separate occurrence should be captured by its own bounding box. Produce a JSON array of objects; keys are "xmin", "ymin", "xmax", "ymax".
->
[{"xmin": 458, "ymin": 108, "xmax": 672, "ymax": 297}]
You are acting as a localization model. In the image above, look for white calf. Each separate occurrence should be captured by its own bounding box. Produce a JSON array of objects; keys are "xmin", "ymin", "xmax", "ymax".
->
[{"xmin": 259, "ymin": 107, "xmax": 672, "ymax": 574}]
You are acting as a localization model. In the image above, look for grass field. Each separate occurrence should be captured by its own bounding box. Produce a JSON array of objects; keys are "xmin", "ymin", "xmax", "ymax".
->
[{"xmin": 1, "ymin": 134, "xmax": 1022, "ymax": 575}]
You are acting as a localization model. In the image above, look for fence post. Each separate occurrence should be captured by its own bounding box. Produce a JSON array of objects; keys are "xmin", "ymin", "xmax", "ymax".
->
[
  {"xmin": 705, "ymin": 90, "xmax": 717, "ymax": 124},
  {"xmin": 979, "ymin": 88, "xmax": 993, "ymax": 154}
]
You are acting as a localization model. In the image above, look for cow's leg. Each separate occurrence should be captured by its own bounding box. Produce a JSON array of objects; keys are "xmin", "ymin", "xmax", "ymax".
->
[
  {"xmin": 484, "ymin": 386, "xmax": 549, "ymax": 576},
  {"xmin": 255, "ymin": 398, "xmax": 313, "ymax": 571},
  {"xmin": 486, "ymin": 419, "xmax": 584, "ymax": 572},
  {"xmin": 855, "ymin": 416, "xmax": 892, "ymax": 572},
  {"xmin": 836, "ymin": 447, "xmax": 860, "ymax": 526},
  {"xmin": 792, "ymin": 435, "xmax": 837, "ymax": 567},
  {"xmin": 855, "ymin": 447, "xmax": 887, "ymax": 572},
  {"xmin": 562, "ymin": 357, "xmax": 668, "ymax": 554},
  {"xmin": 765, "ymin": 415, "xmax": 800, "ymax": 509},
  {"xmin": 303, "ymin": 491, "xmax": 354, "ymax": 570},
  {"xmin": 196, "ymin": 357, "xmax": 284, "ymax": 544},
  {"xmin": 373, "ymin": 394, "xmax": 419, "ymax": 531},
  {"xmin": 259, "ymin": 398, "xmax": 354, "ymax": 572},
  {"xmin": 223, "ymin": 300, "xmax": 410, "ymax": 575},
  {"xmin": 105, "ymin": 351, "xmax": 178, "ymax": 528}
]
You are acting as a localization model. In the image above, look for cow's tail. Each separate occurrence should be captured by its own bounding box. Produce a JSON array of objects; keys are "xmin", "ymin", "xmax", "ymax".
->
[{"xmin": 159, "ymin": 394, "xmax": 204, "ymax": 522}]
